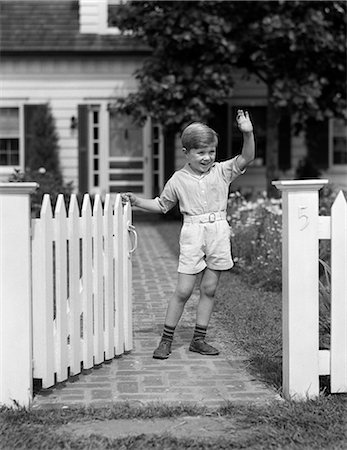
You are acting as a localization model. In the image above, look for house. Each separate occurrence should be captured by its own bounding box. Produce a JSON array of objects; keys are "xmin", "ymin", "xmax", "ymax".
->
[{"xmin": 1, "ymin": 0, "xmax": 346, "ymax": 199}]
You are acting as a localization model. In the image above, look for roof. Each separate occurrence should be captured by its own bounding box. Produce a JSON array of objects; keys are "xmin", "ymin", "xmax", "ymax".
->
[{"xmin": 0, "ymin": 0, "xmax": 150, "ymax": 55}]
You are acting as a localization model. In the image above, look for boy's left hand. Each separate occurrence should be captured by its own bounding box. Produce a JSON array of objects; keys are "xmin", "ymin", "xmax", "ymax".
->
[{"xmin": 236, "ymin": 110, "xmax": 253, "ymax": 133}]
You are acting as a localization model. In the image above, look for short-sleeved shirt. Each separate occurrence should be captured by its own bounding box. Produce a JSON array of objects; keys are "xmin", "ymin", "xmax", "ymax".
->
[{"xmin": 155, "ymin": 156, "xmax": 245, "ymax": 215}]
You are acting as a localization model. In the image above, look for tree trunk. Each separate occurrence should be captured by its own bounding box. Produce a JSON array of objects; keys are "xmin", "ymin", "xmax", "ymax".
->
[{"xmin": 266, "ymin": 95, "xmax": 280, "ymax": 198}]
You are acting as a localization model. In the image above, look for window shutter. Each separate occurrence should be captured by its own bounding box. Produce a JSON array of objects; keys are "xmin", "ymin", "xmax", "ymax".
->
[
  {"xmin": 306, "ymin": 118, "xmax": 329, "ymax": 170},
  {"xmin": 78, "ymin": 105, "xmax": 89, "ymax": 194},
  {"xmin": 24, "ymin": 104, "xmax": 45, "ymax": 168},
  {"xmin": 278, "ymin": 110, "xmax": 291, "ymax": 171},
  {"xmin": 210, "ymin": 104, "xmax": 229, "ymax": 160}
]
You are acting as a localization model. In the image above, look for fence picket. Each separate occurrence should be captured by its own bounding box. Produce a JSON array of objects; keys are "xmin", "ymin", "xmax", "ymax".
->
[
  {"xmin": 54, "ymin": 195, "xmax": 69, "ymax": 382},
  {"xmin": 114, "ymin": 194, "xmax": 125, "ymax": 355},
  {"xmin": 331, "ymin": 191, "xmax": 347, "ymax": 392},
  {"xmin": 123, "ymin": 202, "xmax": 133, "ymax": 352},
  {"xmin": 2, "ymin": 190, "xmax": 136, "ymax": 402},
  {"xmin": 93, "ymin": 195, "xmax": 105, "ymax": 364},
  {"xmin": 67, "ymin": 195, "xmax": 82, "ymax": 376},
  {"xmin": 81, "ymin": 195, "xmax": 94, "ymax": 369},
  {"xmin": 103, "ymin": 194, "xmax": 115, "ymax": 359},
  {"xmin": 32, "ymin": 195, "xmax": 55, "ymax": 388}
]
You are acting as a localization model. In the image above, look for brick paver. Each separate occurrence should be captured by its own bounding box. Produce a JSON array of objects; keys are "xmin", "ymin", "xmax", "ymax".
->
[{"xmin": 32, "ymin": 220, "xmax": 280, "ymax": 409}]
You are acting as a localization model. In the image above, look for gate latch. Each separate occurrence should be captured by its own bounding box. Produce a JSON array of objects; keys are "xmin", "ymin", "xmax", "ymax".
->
[{"xmin": 127, "ymin": 221, "xmax": 138, "ymax": 255}]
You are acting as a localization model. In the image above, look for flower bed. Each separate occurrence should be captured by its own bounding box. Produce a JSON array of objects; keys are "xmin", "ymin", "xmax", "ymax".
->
[
  {"xmin": 227, "ymin": 191, "xmax": 282, "ymax": 291},
  {"xmin": 227, "ymin": 186, "xmax": 346, "ymax": 350}
]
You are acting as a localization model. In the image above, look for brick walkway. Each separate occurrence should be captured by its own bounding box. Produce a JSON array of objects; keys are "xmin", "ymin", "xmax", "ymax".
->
[{"xmin": 32, "ymin": 220, "xmax": 279, "ymax": 409}]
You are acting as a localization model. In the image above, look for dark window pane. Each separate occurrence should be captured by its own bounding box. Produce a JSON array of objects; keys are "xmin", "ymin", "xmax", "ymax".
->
[
  {"xmin": 153, "ymin": 158, "xmax": 159, "ymax": 171},
  {"xmin": 109, "ymin": 160, "xmax": 143, "ymax": 169},
  {"xmin": 109, "ymin": 173, "xmax": 143, "ymax": 181},
  {"xmin": 10, "ymin": 152, "xmax": 19, "ymax": 165},
  {"xmin": 110, "ymin": 185, "xmax": 143, "ymax": 193},
  {"xmin": 0, "ymin": 138, "xmax": 19, "ymax": 165},
  {"xmin": 333, "ymin": 137, "xmax": 347, "ymax": 164}
]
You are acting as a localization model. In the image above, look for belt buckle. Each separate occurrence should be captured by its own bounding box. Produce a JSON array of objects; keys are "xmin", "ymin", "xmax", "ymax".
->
[{"xmin": 209, "ymin": 213, "xmax": 216, "ymax": 223}]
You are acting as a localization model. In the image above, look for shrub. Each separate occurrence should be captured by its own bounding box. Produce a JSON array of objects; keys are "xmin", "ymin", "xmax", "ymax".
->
[
  {"xmin": 25, "ymin": 104, "xmax": 62, "ymax": 177},
  {"xmin": 8, "ymin": 168, "xmax": 73, "ymax": 217},
  {"xmin": 8, "ymin": 103, "xmax": 74, "ymax": 216}
]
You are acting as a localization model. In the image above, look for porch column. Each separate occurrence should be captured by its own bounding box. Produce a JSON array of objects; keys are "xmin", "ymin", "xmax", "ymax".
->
[
  {"xmin": 0, "ymin": 182, "xmax": 38, "ymax": 407},
  {"xmin": 273, "ymin": 179, "xmax": 328, "ymax": 400}
]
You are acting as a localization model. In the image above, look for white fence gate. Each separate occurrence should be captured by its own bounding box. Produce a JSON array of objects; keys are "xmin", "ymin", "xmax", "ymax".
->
[
  {"xmin": 274, "ymin": 180, "xmax": 347, "ymax": 400},
  {"xmin": 0, "ymin": 183, "xmax": 136, "ymax": 407}
]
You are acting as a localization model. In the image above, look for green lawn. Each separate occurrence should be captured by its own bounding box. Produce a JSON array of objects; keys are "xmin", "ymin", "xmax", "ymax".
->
[{"xmin": 1, "ymin": 397, "xmax": 346, "ymax": 449}]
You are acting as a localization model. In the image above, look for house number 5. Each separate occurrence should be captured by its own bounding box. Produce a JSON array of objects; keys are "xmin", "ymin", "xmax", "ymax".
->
[{"xmin": 298, "ymin": 206, "xmax": 309, "ymax": 231}]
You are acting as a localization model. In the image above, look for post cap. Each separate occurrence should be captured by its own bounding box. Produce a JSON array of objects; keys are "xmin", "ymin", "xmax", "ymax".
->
[
  {"xmin": 0, "ymin": 182, "xmax": 39, "ymax": 195},
  {"xmin": 272, "ymin": 179, "xmax": 329, "ymax": 192}
]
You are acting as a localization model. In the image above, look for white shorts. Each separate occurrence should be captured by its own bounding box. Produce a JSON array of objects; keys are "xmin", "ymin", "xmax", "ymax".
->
[{"xmin": 178, "ymin": 219, "xmax": 234, "ymax": 274}]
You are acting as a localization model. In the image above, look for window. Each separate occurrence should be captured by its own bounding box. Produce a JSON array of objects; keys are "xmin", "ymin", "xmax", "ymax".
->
[
  {"xmin": 106, "ymin": 0, "xmax": 127, "ymax": 33},
  {"xmin": 331, "ymin": 118, "xmax": 347, "ymax": 166},
  {"xmin": 90, "ymin": 107, "xmax": 100, "ymax": 189},
  {"xmin": 109, "ymin": 111, "xmax": 142, "ymax": 157},
  {"xmin": 0, "ymin": 107, "xmax": 20, "ymax": 166}
]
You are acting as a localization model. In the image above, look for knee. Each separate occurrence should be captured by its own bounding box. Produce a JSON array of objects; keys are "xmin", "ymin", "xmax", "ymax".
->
[
  {"xmin": 200, "ymin": 280, "xmax": 218, "ymax": 299},
  {"xmin": 174, "ymin": 285, "xmax": 193, "ymax": 303}
]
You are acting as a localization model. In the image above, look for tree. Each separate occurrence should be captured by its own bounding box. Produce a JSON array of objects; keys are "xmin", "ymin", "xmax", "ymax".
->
[
  {"xmin": 230, "ymin": 1, "xmax": 347, "ymax": 194},
  {"xmin": 111, "ymin": 1, "xmax": 346, "ymax": 195}
]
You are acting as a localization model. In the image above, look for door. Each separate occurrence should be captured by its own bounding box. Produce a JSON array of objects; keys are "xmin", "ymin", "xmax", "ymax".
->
[
  {"xmin": 81, "ymin": 104, "xmax": 163, "ymax": 197},
  {"xmin": 108, "ymin": 109, "xmax": 148, "ymax": 195}
]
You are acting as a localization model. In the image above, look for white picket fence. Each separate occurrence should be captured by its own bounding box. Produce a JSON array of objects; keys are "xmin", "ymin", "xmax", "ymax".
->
[
  {"xmin": 31, "ymin": 193, "xmax": 136, "ymax": 388},
  {"xmin": 274, "ymin": 180, "xmax": 347, "ymax": 400},
  {"xmin": 0, "ymin": 184, "xmax": 136, "ymax": 406}
]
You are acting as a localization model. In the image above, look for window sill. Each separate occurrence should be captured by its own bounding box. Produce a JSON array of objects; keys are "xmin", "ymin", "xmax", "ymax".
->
[{"xmin": 0, "ymin": 166, "xmax": 20, "ymax": 175}]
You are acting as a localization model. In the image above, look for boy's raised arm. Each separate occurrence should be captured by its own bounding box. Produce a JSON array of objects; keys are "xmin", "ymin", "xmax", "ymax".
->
[{"xmin": 235, "ymin": 110, "xmax": 255, "ymax": 171}]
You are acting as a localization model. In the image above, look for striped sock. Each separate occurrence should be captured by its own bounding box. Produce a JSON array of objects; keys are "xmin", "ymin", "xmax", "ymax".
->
[
  {"xmin": 193, "ymin": 324, "xmax": 207, "ymax": 341},
  {"xmin": 162, "ymin": 324, "xmax": 176, "ymax": 343}
]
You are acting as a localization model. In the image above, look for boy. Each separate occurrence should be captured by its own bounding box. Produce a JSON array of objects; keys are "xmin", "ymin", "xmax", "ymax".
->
[{"xmin": 122, "ymin": 110, "xmax": 255, "ymax": 359}]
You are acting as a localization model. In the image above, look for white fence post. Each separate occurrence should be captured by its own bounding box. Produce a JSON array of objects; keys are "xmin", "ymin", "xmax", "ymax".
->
[
  {"xmin": 330, "ymin": 191, "xmax": 347, "ymax": 392},
  {"xmin": 0, "ymin": 182, "xmax": 38, "ymax": 407},
  {"xmin": 273, "ymin": 179, "xmax": 329, "ymax": 400}
]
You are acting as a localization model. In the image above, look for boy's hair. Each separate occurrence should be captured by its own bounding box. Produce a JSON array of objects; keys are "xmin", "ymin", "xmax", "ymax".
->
[{"xmin": 181, "ymin": 122, "xmax": 218, "ymax": 151}]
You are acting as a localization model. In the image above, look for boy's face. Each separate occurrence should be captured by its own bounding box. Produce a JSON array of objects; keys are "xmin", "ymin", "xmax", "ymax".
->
[{"xmin": 184, "ymin": 144, "xmax": 216, "ymax": 175}]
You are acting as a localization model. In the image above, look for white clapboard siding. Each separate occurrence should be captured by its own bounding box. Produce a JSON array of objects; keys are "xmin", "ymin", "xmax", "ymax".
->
[
  {"xmin": 330, "ymin": 191, "xmax": 347, "ymax": 392},
  {"xmin": 31, "ymin": 193, "xmax": 134, "ymax": 388}
]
